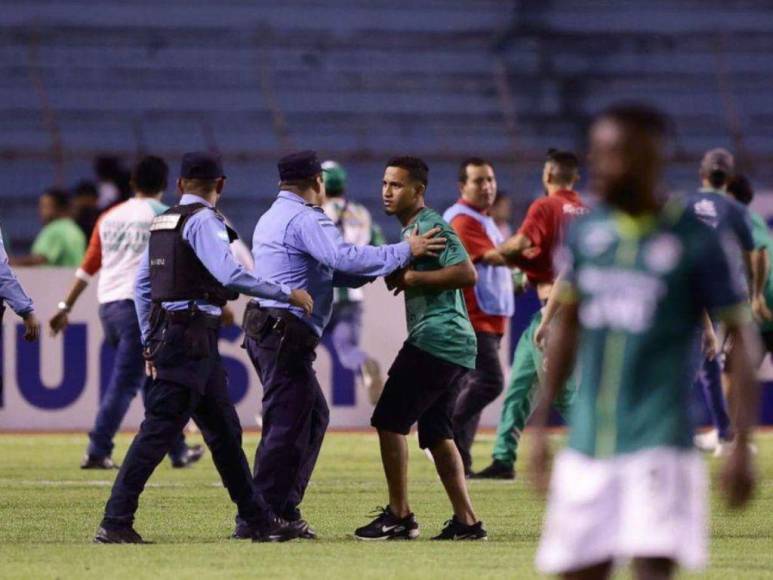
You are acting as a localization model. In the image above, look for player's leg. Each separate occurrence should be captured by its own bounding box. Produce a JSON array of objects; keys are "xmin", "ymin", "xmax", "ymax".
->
[
  {"xmin": 631, "ymin": 558, "xmax": 675, "ymax": 580},
  {"xmin": 356, "ymin": 344, "xmax": 428, "ymax": 540},
  {"xmin": 536, "ymin": 450, "xmax": 619, "ymax": 576},
  {"xmin": 452, "ymin": 332, "xmax": 504, "ymax": 475},
  {"xmin": 475, "ymin": 313, "xmax": 541, "ymax": 479},
  {"xmin": 563, "ymin": 562, "xmax": 613, "ymax": 580},
  {"xmin": 618, "ymin": 448, "xmax": 707, "ymax": 577},
  {"xmin": 421, "ymin": 368, "xmax": 486, "ymax": 540}
]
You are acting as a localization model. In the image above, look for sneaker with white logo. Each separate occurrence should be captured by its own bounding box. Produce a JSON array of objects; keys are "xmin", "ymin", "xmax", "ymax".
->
[
  {"xmin": 354, "ymin": 506, "xmax": 419, "ymax": 541},
  {"xmin": 431, "ymin": 516, "xmax": 487, "ymax": 541}
]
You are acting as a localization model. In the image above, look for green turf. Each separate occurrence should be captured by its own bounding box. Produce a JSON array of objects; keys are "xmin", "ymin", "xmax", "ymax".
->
[{"xmin": 0, "ymin": 431, "xmax": 771, "ymax": 579}]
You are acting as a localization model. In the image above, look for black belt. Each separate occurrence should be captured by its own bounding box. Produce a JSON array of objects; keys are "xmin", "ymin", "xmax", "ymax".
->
[{"xmin": 164, "ymin": 309, "xmax": 221, "ymax": 329}]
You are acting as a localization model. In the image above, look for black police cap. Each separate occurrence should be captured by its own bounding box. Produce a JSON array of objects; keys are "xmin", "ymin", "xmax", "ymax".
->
[
  {"xmin": 180, "ymin": 152, "xmax": 225, "ymax": 180},
  {"xmin": 278, "ymin": 150, "xmax": 323, "ymax": 181}
]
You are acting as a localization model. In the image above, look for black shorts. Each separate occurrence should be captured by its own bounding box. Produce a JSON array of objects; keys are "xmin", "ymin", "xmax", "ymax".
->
[{"xmin": 371, "ymin": 342, "xmax": 468, "ymax": 449}]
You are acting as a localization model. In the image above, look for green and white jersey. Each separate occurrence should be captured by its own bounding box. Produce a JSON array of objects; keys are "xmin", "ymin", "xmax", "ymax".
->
[
  {"xmin": 400, "ymin": 207, "xmax": 477, "ymax": 370},
  {"xmin": 749, "ymin": 210, "xmax": 773, "ymax": 332},
  {"xmin": 558, "ymin": 200, "xmax": 748, "ymax": 458}
]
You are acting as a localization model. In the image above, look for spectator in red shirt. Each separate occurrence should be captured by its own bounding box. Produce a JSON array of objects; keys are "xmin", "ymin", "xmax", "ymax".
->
[
  {"xmin": 473, "ymin": 149, "xmax": 586, "ymax": 480},
  {"xmin": 443, "ymin": 158, "xmax": 514, "ymax": 475}
]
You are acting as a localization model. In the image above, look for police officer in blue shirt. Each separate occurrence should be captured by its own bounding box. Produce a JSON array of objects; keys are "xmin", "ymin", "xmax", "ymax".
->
[
  {"xmin": 95, "ymin": 152, "xmax": 313, "ymax": 544},
  {"xmin": 237, "ymin": 150, "xmax": 445, "ymax": 539},
  {"xmin": 0, "ymin": 227, "xmax": 39, "ymax": 341}
]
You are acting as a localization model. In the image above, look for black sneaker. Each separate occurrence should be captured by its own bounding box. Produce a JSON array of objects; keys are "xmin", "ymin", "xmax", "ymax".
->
[
  {"xmin": 291, "ymin": 519, "xmax": 317, "ymax": 540},
  {"xmin": 81, "ymin": 454, "xmax": 118, "ymax": 470},
  {"xmin": 470, "ymin": 459, "xmax": 515, "ymax": 480},
  {"xmin": 253, "ymin": 516, "xmax": 302, "ymax": 543},
  {"xmin": 171, "ymin": 444, "xmax": 206, "ymax": 468},
  {"xmin": 354, "ymin": 506, "xmax": 419, "ymax": 541},
  {"xmin": 94, "ymin": 526, "xmax": 148, "ymax": 544},
  {"xmin": 431, "ymin": 517, "xmax": 487, "ymax": 541},
  {"xmin": 231, "ymin": 518, "xmax": 254, "ymax": 540}
]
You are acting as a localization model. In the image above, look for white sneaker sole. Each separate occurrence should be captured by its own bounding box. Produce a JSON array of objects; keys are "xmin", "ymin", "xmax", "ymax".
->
[{"xmin": 354, "ymin": 529, "xmax": 420, "ymax": 541}]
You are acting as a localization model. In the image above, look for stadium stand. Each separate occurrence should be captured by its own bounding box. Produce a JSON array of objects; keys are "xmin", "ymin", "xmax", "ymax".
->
[{"xmin": 1, "ymin": 0, "xmax": 773, "ymax": 245}]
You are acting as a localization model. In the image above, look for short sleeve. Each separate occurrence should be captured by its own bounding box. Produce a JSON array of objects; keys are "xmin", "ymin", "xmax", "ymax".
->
[
  {"xmin": 554, "ymin": 222, "xmax": 580, "ymax": 304},
  {"xmin": 518, "ymin": 199, "xmax": 552, "ymax": 248},
  {"xmin": 692, "ymin": 227, "xmax": 749, "ymax": 323},
  {"xmin": 449, "ymin": 214, "xmax": 495, "ymax": 262},
  {"xmin": 438, "ymin": 222, "xmax": 470, "ymax": 267},
  {"xmin": 31, "ymin": 226, "xmax": 61, "ymax": 264},
  {"xmin": 735, "ymin": 206, "xmax": 756, "ymax": 251}
]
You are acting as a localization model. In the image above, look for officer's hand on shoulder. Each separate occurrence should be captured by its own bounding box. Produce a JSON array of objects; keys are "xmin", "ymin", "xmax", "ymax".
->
[
  {"xmin": 290, "ymin": 288, "xmax": 314, "ymax": 316},
  {"xmin": 408, "ymin": 226, "xmax": 446, "ymax": 258}
]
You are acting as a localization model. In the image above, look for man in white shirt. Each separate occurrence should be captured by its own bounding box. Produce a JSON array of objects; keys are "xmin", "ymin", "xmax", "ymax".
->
[{"xmin": 49, "ymin": 156, "xmax": 204, "ymax": 469}]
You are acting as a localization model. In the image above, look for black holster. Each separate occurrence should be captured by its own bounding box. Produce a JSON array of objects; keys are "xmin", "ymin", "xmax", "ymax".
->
[{"xmin": 242, "ymin": 302, "xmax": 319, "ymax": 351}]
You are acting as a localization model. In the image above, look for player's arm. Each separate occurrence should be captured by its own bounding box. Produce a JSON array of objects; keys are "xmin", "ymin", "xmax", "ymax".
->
[
  {"xmin": 698, "ymin": 224, "xmax": 759, "ymax": 508},
  {"xmin": 533, "ymin": 277, "xmax": 568, "ymax": 349},
  {"xmin": 388, "ymin": 259, "xmax": 477, "ymax": 294},
  {"xmin": 333, "ymin": 271, "xmax": 374, "ymax": 288},
  {"xmin": 720, "ymin": 315, "xmax": 760, "ymax": 508},
  {"xmin": 529, "ymin": 294, "xmax": 580, "ymax": 495},
  {"xmin": 497, "ymin": 201, "xmax": 547, "ymax": 268},
  {"xmin": 751, "ymin": 248, "xmax": 773, "ymax": 321},
  {"xmin": 450, "ymin": 214, "xmax": 507, "ymax": 266},
  {"xmin": 50, "ymin": 219, "xmax": 103, "ymax": 335}
]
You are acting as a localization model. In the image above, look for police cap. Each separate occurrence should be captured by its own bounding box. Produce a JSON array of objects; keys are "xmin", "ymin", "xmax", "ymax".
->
[
  {"xmin": 278, "ymin": 150, "xmax": 323, "ymax": 181},
  {"xmin": 180, "ymin": 152, "xmax": 225, "ymax": 180}
]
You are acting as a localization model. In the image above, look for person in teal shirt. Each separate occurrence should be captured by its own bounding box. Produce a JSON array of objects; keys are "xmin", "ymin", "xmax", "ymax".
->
[
  {"xmin": 11, "ymin": 188, "xmax": 86, "ymax": 267},
  {"xmin": 727, "ymin": 174, "xmax": 773, "ymax": 356}
]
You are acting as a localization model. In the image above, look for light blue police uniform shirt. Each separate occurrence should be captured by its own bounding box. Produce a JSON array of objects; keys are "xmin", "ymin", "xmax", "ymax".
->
[
  {"xmin": 251, "ymin": 190, "xmax": 412, "ymax": 336},
  {"xmin": 0, "ymin": 226, "xmax": 34, "ymax": 316},
  {"xmin": 135, "ymin": 194, "xmax": 291, "ymax": 342}
]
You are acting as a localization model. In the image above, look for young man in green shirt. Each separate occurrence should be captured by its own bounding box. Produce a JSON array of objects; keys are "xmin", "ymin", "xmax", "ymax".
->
[
  {"xmin": 531, "ymin": 105, "xmax": 758, "ymax": 579},
  {"xmin": 354, "ymin": 156, "xmax": 487, "ymax": 541},
  {"xmin": 11, "ymin": 188, "xmax": 86, "ymax": 267}
]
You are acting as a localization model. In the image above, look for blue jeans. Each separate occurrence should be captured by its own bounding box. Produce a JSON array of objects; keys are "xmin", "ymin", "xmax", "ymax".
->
[
  {"xmin": 691, "ymin": 326, "xmax": 731, "ymax": 441},
  {"xmin": 88, "ymin": 300, "xmax": 187, "ymax": 461}
]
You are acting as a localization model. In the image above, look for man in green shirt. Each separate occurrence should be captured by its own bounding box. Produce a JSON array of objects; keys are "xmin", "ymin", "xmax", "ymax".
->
[
  {"xmin": 531, "ymin": 105, "xmax": 758, "ymax": 579},
  {"xmin": 354, "ymin": 156, "xmax": 486, "ymax": 542},
  {"xmin": 12, "ymin": 188, "xmax": 86, "ymax": 267}
]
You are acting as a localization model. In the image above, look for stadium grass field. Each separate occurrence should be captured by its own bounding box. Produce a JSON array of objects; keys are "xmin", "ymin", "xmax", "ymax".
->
[{"xmin": 0, "ymin": 431, "xmax": 771, "ymax": 579}]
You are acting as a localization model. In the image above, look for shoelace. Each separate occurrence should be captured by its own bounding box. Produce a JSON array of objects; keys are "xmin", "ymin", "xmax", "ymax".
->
[{"xmin": 366, "ymin": 506, "xmax": 390, "ymax": 521}]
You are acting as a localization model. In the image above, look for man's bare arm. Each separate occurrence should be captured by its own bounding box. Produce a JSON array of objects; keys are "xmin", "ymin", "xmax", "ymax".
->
[
  {"xmin": 387, "ymin": 260, "xmax": 477, "ymax": 293},
  {"xmin": 9, "ymin": 254, "xmax": 47, "ymax": 267},
  {"xmin": 529, "ymin": 302, "xmax": 580, "ymax": 494},
  {"xmin": 720, "ymin": 321, "xmax": 760, "ymax": 508}
]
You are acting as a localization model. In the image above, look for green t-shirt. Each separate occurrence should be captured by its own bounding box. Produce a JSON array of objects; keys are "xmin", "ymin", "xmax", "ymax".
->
[
  {"xmin": 400, "ymin": 207, "xmax": 477, "ymax": 369},
  {"xmin": 749, "ymin": 210, "xmax": 773, "ymax": 332},
  {"xmin": 561, "ymin": 201, "xmax": 748, "ymax": 458},
  {"xmin": 31, "ymin": 217, "xmax": 86, "ymax": 266}
]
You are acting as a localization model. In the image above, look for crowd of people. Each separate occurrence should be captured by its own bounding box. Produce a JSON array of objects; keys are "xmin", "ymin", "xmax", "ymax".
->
[{"xmin": 0, "ymin": 101, "xmax": 765, "ymax": 579}]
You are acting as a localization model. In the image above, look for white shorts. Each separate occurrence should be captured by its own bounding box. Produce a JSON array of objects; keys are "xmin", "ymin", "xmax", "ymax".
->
[{"xmin": 536, "ymin": 447, "xmax": 707, "ymax": 574}]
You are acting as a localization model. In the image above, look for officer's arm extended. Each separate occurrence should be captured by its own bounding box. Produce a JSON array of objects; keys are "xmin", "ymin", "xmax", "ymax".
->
[
  {"xmin": 0, "ymin": 234, "xmax": 35, "ymax": 317},
  {"xmin": 293, "ymin": 211, "xmax": 412, "ymax": 277},
  {"xmin": 184, "ymin": 210, "xmax": 292, "ymax": 301}
]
